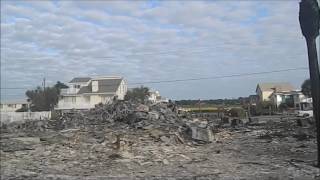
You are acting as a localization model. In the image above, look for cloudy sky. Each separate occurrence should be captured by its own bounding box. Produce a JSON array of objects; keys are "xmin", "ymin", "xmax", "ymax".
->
[{"xmin": 1, "ymin": 0, "xmax": 318, "ymax": 100}]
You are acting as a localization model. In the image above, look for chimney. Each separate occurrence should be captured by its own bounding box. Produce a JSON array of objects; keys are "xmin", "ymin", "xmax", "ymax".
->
[{"xmin": 92, "ymin": 80, "xmax": 99, "ymax": 92}]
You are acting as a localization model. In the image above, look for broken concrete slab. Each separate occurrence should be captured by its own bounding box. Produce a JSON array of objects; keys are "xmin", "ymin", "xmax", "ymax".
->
[
  {"xmin": 189, "ymin": 124, "xmax": 214, "ymax": 142},
  {"xmin": 148, "ymin": 111, "xmax": 160, "ymax": 120}
]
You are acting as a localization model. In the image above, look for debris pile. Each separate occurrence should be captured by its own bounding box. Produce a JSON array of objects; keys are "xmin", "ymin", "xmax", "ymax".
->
[
  {"xmin": 50, "ymin": 100, "xmax": 195, "ymax": 143},
  {"xmin": 1, "ymin": 104, "xmax": 318, "ymax": 179},
  {"xmin": 256, "ymin": 117, "xmax": 316, "ymax": 141}
]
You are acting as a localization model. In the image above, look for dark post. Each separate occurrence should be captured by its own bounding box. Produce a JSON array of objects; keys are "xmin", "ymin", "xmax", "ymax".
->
[
  {"xmin": 43, "ymin": 77, "xmax": 46, "ymax": 109},
  {"xmin": 299, "ymin": 0, "xmax": 320, "ymax": 166},
  {"xmin": 198, "ymin": 99, "xmax": 201, "ymax": 114}
]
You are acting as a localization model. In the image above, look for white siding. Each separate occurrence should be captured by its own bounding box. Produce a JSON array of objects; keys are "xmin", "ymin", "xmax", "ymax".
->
[
  {"xmin": 57, "ymin": 96, "xmax": 94, "ymax": 110},
  {"xmin": 115, "ymin": 80, "xmax": 127, "ymax": 100}
]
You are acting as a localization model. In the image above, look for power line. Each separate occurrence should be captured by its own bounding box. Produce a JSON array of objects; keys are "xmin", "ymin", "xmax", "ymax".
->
[
  {"xmin": 0, "ymin": 67, "xmax": 308, "ymax": 90},
  {"xmin": 130, "ymin": 67, "xmax": 308, "ymax": 85}
]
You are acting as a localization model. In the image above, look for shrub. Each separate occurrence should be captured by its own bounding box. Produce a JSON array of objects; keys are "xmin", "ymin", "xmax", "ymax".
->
[{"xmin": 229, "ymin": 108, "xmax": 246, "ymax": 118}]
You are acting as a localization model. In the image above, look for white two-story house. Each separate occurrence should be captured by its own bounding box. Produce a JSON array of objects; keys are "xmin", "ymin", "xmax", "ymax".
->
[
  {"xmin": 148, "ymin": 90, "xmax": 169, "ymax": 103},
  {"xmin": 270, "ymin": 91, "xmax": 312, "ymax": 110},
  {"xmin": 56, "ymin": 76, "xmax": 127, "ymax": 110}
]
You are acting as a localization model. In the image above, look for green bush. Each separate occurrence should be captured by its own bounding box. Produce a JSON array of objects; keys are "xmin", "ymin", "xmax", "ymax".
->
[
  {"xmin": 124, "ymin": 86, "xmax": 149, "ymax": 103},
  {"xmin": 229, "ymin": 108, "xmax": 246, "ymax": 118}
]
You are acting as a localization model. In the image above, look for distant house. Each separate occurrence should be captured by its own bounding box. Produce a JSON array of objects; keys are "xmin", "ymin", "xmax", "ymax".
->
[
  {"xmin": 148, "ymin": 91, "xmax": 161, "ymax": 103},
  {"xmin": 238, "ymin": 97, "xmax": 250, "ymax": 105},
  {"xmin": 56, "ymin": 76, "xmax": 127, "ymax": 110},
  {"xmin": 270, "ymin": 91, "xmax": 312, "ymax": 110},
  {"xmin": 299, "ymin": 97, "xmax": 313, "ymax": 110},
  {"xmin": 256, "ymin": 82, "xmax": 294, "ymax": 102},
  {"xmin": 148, "ymin": 90, "xmax": 169, "ymax": 103},
  {"xmin": 0, "ymin": 100, "xmax": 30, "ymax": 112}
]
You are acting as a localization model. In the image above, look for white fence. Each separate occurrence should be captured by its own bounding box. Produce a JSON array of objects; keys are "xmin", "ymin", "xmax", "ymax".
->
[{"xmin": 0, "ymin": 111, "xmax": 51, "ymax": 124}]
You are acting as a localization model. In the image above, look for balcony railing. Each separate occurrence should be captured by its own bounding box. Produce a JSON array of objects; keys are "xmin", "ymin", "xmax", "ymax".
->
[
  {"xmin": 55, "ymin": 102, "xmax": 94, "ymax": 110},
  {"xmin": 61, "ymin": 88, "xmax": 79, "ymax": 95}
]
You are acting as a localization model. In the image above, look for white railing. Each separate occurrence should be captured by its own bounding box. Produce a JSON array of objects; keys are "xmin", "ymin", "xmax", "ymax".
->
[{"xmin": 61, "ymin": 88, "xmax": 79, "ymax": 95}]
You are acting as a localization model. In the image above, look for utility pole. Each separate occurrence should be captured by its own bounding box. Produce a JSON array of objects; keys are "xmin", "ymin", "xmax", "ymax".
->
[
  {"xmin": 43, "ymin": 77, "xmax": 46, "ymax": 109},
  {"xmin": 42, "ymin": 78, "xmax": 46, "ymax": 92},
  {"xmin": 299, "ymin": 0, "xmax": 320, "ymax": 167},
  {"xmin": 198, "ymin": 99, "xmax": 201, "ymax": 114}
]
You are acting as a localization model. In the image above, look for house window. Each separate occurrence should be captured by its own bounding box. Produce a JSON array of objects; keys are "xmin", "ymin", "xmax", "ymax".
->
[
  {"xmin": 0, "ymin": 104, "xmax": 3, "ymax": 109},
  {"xmin": 74, "ymin": 85, "xmax": 80, "ymax": 88}
]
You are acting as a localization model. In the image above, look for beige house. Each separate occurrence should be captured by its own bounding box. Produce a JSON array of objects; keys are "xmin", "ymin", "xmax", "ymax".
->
[
  {"xmin": 56, "ymin": 76, "xmax": 127, "ymax": 110},
  {"xmin": 256, "ymin": 82, "xmax": 294, "ymax": 102},
  {"xmin": 0, "ymin": 100, "xmax": 30, "ymax": 112}
]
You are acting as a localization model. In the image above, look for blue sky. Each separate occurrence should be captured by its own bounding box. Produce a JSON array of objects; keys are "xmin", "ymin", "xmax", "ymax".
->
[{"xmin": 0, "ymin": 0, "xmax": 316, "ymax": 100}]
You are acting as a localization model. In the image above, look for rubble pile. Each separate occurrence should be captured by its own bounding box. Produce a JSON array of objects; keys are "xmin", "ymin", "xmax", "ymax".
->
[
  {"xmin": 1, "ymin": 106, "xmax": 319, "ymax": 179},
  {"xmin": 256, "ymin": 117, "xmax": 316, "ymax": 141},
  {"xmin": 49, "ymin": 100, "xmax": 194, "ymax": 143}
]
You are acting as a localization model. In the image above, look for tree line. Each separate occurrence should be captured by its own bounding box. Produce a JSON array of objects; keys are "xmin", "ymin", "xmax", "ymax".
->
[{"xmin": 20, "ymin": 81, "xmax": 68, "ymax": 112}]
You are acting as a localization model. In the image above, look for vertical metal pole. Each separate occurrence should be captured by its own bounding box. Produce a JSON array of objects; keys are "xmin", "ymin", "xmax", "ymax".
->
[
  {"xmin": 43, "ymin": 78, "xmax": 46, "ymax": 110},
  {"xmin": 299, "ymin": 0, "xmax": 320, "ymax": 166},
  {"xmin": 198, "ymin": 99, "xmax": 201, "ymax": 114},
  {"xmin": 306, "ymin": 37, "xmax": 320, "ymax": 166},
  {"xmin": 43, "ymin": 78, "xmax": 46, "ymax": 91}
]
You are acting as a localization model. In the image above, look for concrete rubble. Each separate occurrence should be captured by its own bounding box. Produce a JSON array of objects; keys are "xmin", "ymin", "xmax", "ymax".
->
[
  {"xmin": 0, "ymin": 100, "xmax": 319, "ymax": 179},
  {"xmin": 45, "ymin": 100, "xmax": 194, "ymax": 143}
]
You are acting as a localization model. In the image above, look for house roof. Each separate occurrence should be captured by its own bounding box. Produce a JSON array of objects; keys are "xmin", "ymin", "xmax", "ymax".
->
[
  {"xmin": 77, "ymin": 78, "xmax": 123, "ymax": 94},
  {"xmin": 256, "ymin": 82, "xmax": 294, "ymax": 92},
  {"xmin": 69, "ymin": 77, "xmax": 91, "ymax": 83}
]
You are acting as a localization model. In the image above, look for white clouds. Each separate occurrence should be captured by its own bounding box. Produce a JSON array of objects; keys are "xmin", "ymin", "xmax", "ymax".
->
[{"xmin": 1, "ymin": 0, "xmax": 310, "ymax": 100}]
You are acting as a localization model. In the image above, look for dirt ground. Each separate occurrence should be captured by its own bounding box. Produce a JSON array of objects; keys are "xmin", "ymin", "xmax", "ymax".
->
[{"xmin": 1, "ymin": 115, "xmax": 319, "ymax": 180}]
